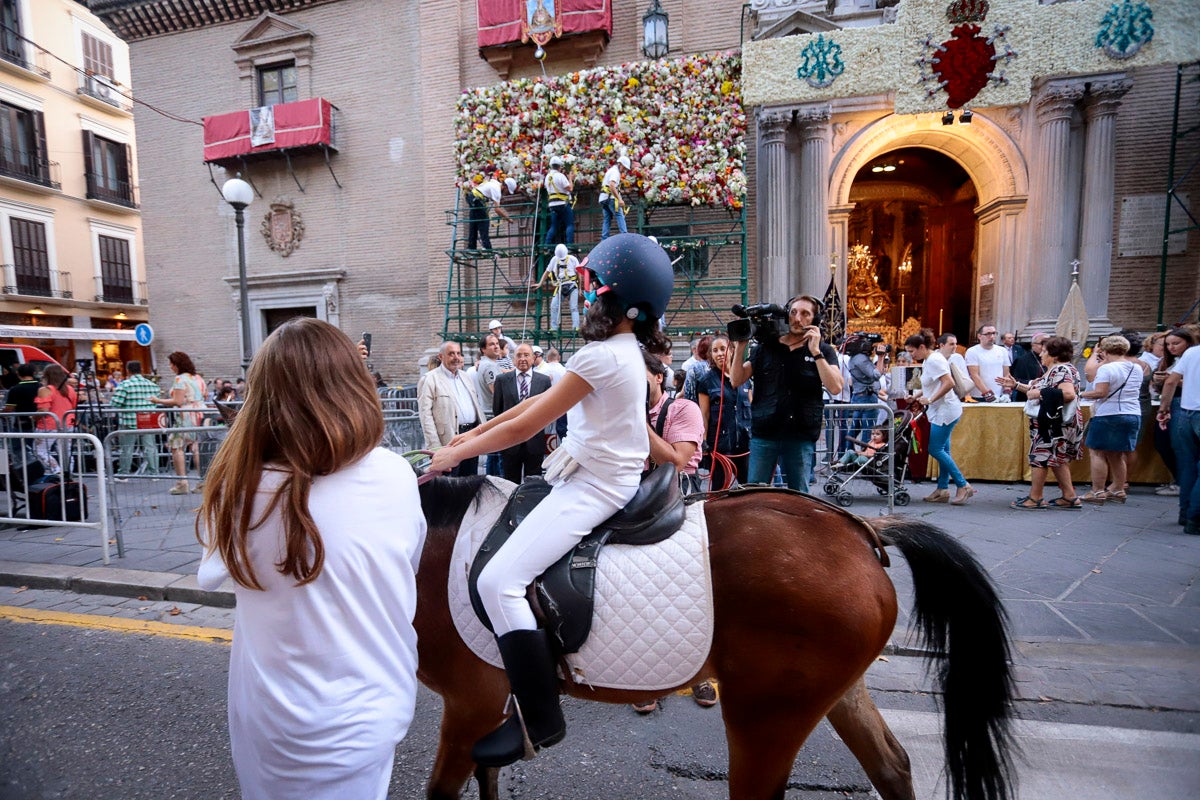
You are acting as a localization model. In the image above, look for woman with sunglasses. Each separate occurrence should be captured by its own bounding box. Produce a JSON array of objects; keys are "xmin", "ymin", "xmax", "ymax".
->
[{"xmin": 430, "ymin": 233, "xmax": 674, "ymax": 768}]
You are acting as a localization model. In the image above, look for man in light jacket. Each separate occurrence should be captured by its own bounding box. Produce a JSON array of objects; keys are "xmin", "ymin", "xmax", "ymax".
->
[{"xmin": 418, "ymin": 340, "xmax": 486, "ymax": 476}]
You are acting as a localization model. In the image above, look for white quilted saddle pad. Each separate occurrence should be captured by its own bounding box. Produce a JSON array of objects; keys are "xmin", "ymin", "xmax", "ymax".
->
[{"xmin": 447, "ymin": 477, "xmax": 714, "ymax": 691}]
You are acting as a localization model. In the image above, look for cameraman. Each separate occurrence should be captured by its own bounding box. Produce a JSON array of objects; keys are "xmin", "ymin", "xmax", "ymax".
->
[
  {"xmin": 730, "ymin": 295, "xmax": 842, "ymax": 491},
  {"xmin": 848, "ymin": 336, "xmax": 888, "ymax": 443}
]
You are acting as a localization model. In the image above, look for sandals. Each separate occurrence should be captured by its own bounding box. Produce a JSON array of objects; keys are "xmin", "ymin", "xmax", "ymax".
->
[
  {"xmin": 1010, "ymin": 496, "xmax": 1047, "ymax": 510},
  {"xmin": 1048, "ymin": 496, "xmax": 1082, "ymax": 510},
  {"xmin": 1081, "ymin": 491, "xmax": 1108, "ymax": 505},
  {"xmin": 1105, "ymin": 490, "xmax": 1128, "ymax": 504}
]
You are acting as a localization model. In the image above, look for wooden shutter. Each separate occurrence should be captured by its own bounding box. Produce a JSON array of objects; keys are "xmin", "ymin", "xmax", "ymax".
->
[
  {"xmin": 30, "ymin": 110, "xmax": 47, "ymax": 184},
  {"xmin": 81, "ymin": 130, "xmax": 94, "ymax": 196},
  {"xmin": 10, "ymin": 218, "xmax": 50, "ymax": 294},
  {"xmin": 98, "ymin": 235, "xmax": 132, "ymax": 302},
  {"xmin": 82, "ymin": 33, "xmax": 113, "ymax": 78}
]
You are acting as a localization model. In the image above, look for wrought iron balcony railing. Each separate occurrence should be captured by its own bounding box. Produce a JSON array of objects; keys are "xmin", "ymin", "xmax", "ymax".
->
[
  {"xmin": 85, "ymin": 173, "xmax": 138, "ymax": 209},
  {"xmin": 94, "ymin": 277, "xmax": 147, "ymax": 305},
  {"xmin": 0, "ymin": 146, "xmax": 61, "ymax": 190},
  {"xmin": 2, "ymin": 267, "xmax": 73, "ymax": 299}
]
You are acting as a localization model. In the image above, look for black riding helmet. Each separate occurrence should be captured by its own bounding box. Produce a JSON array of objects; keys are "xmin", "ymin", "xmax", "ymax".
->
[{"xmin": 577, "ymin": 233, "xmax": 674, "ymax": 320}]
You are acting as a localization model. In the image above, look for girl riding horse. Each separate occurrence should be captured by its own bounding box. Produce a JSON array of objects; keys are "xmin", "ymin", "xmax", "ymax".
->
[{"xmin": 430, "ymin": 232, "xmax": 675, "ymax": 767}]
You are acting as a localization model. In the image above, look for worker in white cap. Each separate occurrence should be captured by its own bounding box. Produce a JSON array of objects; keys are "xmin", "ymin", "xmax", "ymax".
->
[
  {"xmin": 466, "ymin": 176, "xmax": 518, "ymax": 251},
  {"xmin": 599, "ymin": 154, "xmax": 631, "ymax": 239},
  {"xmin": 543, "ymin": 155, "xmax": 574, "ymax": 246},
  {"xmin": 488, "ymin": 319, "xmax": 517, "ymax": 354},
  {"xmin": 536, "ymin": 243, "xmax": 581, "ymax": 332}
]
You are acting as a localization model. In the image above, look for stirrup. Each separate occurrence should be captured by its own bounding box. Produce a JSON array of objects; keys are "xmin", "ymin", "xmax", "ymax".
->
[{"xmin": 505, "ymin": 693, "xmax": 538, "ymax": 761}]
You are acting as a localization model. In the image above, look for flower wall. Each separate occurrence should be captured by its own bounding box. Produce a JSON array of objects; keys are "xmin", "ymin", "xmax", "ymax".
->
[{"xmin": 455, "ymin": 52, "xmax": 746, "ymax": 208}]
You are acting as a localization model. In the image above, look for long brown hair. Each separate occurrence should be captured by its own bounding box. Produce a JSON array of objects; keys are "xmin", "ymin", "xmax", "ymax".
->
[{"xmin": 197, "ymin": 318, "xmax": 384, "ymax": 589}]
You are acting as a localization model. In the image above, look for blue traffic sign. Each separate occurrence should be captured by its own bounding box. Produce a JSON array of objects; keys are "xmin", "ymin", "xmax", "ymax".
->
[{"xmin": 134, "ymin": 323, "xmax": 154, "ymax": 346}]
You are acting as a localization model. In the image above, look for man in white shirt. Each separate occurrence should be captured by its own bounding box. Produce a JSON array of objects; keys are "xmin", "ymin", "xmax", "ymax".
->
[
  {"xmin": 599, "ymin": 155, "xmax": 630, "ymax": 239},
  {"xmin": 538, "ymin": 346, "xmax": 567, "ymax": 385},
  {"xmin": 1158, "ymin": 344, "xmax": 1200, "ymax": 534},
  {"xmin": 418, "ymin": 340, "xmax": 486, "ymax": 476},
  {"xmin": 965, "ymin": 323, "xmax": 1011, "ymax": 401},
  {"xmin": 543, "ymin": 155, "xmax": 575, "ymax": 246}
]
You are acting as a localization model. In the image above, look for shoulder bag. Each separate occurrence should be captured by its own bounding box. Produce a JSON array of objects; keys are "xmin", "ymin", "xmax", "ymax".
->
[{"xmin": 948, "ymin": 361, "xmax": 973, "ymax": 399}]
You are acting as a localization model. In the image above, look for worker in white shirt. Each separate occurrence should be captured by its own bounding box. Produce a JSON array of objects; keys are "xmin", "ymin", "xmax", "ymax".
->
[
  {"xmin": 466, "ymin": 177, "xmax": 517, "ymax": 250},
  {"xmin": 599, "ymin": 155, "xmax": 630, "ymax": 239}
]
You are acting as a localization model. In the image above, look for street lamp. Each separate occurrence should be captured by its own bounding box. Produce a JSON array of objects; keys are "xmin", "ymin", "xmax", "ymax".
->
[
  {"xmin": 642, "ymin": 0, "xmax": 669, "ymax": 59},
  {"xmin": 221, "ymin": 175, "xmax": 254, "ymax": 375}
]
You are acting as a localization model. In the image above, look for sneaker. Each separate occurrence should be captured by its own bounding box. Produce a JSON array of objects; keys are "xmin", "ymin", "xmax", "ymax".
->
[
  {"xmin": 1155, "ymin": 484, "xmax": 1180, "ymax": 496},
  {"xmin": 169, "ymin": 481, "xmax": 191, "ymax": 495},
  {"xmin": 113, "ymin": 477, "xmax": 129, "ymax": 483},
  {"xmin": 192, "ymin": 482, "xmax": 205, "ymax": 493},
  {"xmin": 691, "ymin": 680, "xmax": 718, "ymax": 707}
]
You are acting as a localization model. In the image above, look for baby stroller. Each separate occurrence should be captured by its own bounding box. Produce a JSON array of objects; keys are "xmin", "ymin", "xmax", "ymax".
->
[{"xmin": 821, "ymin": 408, "xmax": 921, "ymax": 508}]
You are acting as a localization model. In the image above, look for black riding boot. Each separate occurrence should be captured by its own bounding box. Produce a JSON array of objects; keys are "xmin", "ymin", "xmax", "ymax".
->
[{"xmin": 472, "ymin": 628, "xmax": 566, "ymax": 767}]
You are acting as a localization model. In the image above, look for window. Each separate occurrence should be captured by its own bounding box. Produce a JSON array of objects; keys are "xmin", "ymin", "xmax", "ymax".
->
[
  {"xmin": 9, "ymin": 217, "xmax": 50, "ymax": 296},
  {"xmin": 82, "ymin": 131, "xmax": 135, "ymax": 208},
  {"xmin": 97, "ymin": 235, "xmax": 132, "ymax": 303},
  {"xmin": 263, "ymin": 305, "xmax": 316, "ymax": 335},
  {"xmin": 81, "ymin": 33, "xmax": 114, "ymax": 78},
  {"xmin": 0, "ymin": 102, "xmax": 52, "ymax": 187},
  {"xmin": 257, "ymin": 62, "xmax": 298, "ymax": 107},
  {"xmin": 1, "ymin": 0, "xmax": 24, "ymax": 69}
]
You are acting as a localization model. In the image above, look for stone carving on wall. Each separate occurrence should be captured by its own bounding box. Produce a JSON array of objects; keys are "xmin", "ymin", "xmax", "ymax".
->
[
  {"xmin": 323, "ymin": 282, "xmax": 338, "ymax": 318},
  {"xmin": 260, "ymin": 200, "xmax": 305, "ymax": 257}
]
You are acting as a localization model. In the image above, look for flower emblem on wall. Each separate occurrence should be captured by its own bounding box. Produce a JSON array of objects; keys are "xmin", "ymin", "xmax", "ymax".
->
[
  {"xmin": 455, "ymin": 52, "xmax": 746, "ymax": 208},
  {"xmin": 1095, "ymin": 0, "xmax": 1154, "ymax": 60},
  {"xmin": 916, "ymin": 0, "xmax": 1017, "ymax": 109},
  {"xmin": 797, "ymin": 34, "xmax": 845, "ymax": 89}
]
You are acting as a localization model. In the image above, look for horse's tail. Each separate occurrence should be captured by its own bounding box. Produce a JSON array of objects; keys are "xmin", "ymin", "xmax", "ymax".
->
[{"xmin": 872, "ymin": 517, "xmax": 1017, "ymax": 800}]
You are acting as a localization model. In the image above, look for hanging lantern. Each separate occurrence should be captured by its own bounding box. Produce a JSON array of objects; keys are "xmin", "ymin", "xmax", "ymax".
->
[{"xmin": 642, "ymin": 0, "xmax": 669, "ymax": 59}]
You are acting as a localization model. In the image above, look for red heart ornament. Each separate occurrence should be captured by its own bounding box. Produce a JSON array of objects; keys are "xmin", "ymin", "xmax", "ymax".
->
[{"xmin": 933, "ymin": 24, "xmax": 996, "ymax": 109}]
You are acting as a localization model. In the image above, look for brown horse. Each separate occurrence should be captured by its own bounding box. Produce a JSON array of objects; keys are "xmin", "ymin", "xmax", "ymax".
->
[{"xmin": 415, "ymin": 476, "xmax": 1015, "ymax": 800}]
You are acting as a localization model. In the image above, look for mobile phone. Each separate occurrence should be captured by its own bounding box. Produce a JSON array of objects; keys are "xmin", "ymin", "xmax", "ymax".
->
[{"xmin": 362, "ymin": 332, "xmax": 372, "ymax": 356}]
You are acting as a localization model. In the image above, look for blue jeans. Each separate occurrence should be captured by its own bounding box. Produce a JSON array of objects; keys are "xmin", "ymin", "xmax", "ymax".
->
[
  {"xmin": 748, "ymin": 436, "xmax": 815, "ymax": 492},
  {"xmin": 544, "ymin": 203, "xmax": 574, "ymax": 246},
  {"xmin": 600, "ymin": 197, "xmax": 627, "ymax": 239},
  {"xmin": 928, "ymin": 417, "xmax": 966, "ymax": 490},
  {"xmin": 1173, "ymin": 408, "xmax": 1200, "ymax": 523}
]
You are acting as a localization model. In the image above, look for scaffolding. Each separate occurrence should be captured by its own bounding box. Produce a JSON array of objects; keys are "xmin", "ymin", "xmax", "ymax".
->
[
  {"xmin": 1157, "ymin": 61, "xmax": 1200, "ymax": 330},
  {"xmin": 441, "ymin": 189, "xmax": 748, "ymax": 354}
]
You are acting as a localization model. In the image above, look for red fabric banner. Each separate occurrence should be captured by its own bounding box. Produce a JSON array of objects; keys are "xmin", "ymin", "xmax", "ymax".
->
[
  {"xmin": 477, "ymin": 0, "xmax": 612, "ymax": 50},
  {"xmin": 202, "ymin": 98, "xmax": 335, "ymax": 163}
]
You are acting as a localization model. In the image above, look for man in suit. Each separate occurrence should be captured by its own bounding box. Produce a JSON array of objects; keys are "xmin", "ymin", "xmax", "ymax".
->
[
  {"xmin": 492, "ymin": 342, "xmax": 551, "ymax": 483},
  {"xmin": 1010, "ymin": 332, "xmax": 1048, "ymax": 402},
  {"xmin": 418, "ymin": 340, "xmax": 487, "ymax": 476}
]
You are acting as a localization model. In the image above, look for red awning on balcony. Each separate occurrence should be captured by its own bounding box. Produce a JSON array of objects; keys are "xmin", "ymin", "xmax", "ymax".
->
[
  {"xmin": 477, "ymin": 0, "xmax": 612, "ymax": 49},
  {"xmin": 202, "ymin": 98, "xmax": 337, "ymax": 164}
]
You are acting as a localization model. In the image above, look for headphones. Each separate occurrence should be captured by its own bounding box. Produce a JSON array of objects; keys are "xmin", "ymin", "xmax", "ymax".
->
[{"xmin": 785, "ymin": 294, "xmax": 826, "ymax": 330}]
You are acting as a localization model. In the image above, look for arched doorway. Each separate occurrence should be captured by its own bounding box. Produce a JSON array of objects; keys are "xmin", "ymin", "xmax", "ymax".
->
[
  {"xmin": 847, "ymin": 148, "xmax": 977, "ymax": 338},
  {"xmin": 828, "ymin": 112, "xmax": 1028, "ymax": 338}
]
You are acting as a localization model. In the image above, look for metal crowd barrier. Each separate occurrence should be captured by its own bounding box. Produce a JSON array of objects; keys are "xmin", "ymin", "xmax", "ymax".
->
[
  {"xmin": 815, "ymin": 401, "xmax": 903, "ymax": 514},
  {"xmin": 101, "ymin": 425, "xmax": 228, "ymax": 546},
  {"xmin": 381, "ymin": 408, "xmax": 423, "ymax": 455},
  {"xmin": 0, "ymin": 431, "xmax": 115, "ymax": 563}
]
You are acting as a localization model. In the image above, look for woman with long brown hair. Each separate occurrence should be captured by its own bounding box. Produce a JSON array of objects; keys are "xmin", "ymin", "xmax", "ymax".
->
[
  {"xmin": 33, "ymin": 363, "xmax": 76, "ymax": 474},
  {"xmin": 196, "ymin": 318, "xmax": 426, "ymax": 800}
]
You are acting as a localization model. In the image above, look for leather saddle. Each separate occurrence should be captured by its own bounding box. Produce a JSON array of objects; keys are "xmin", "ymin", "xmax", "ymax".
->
[{"xmin": 468, "ymin": 464, "xmax": 686, "ymax": 654}]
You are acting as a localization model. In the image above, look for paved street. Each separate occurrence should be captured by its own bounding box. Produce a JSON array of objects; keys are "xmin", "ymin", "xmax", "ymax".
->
[{"xmin": 1, "ymin": 479, "xmax": 1199, "ymax": 797}]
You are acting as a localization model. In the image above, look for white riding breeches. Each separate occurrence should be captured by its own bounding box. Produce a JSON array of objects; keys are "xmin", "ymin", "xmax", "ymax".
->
[{"xmin": 477, "ymin": 458, "xmax": 638, "ymax": 635}]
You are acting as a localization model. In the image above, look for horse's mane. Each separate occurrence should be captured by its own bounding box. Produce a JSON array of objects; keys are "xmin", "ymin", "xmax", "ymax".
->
[{"xmin": 418, "ymin": 474, "xmax": 494, "ymax": 530}]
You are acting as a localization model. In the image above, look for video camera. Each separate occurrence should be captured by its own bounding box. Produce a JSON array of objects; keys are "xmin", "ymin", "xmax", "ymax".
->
[
  {"xmin": 846, "ymin": 331, "xmax": 891, "ymax": 356},
  {"xmin": 727, "ymin": 303, "xmax": 789, "ymax": 343}
]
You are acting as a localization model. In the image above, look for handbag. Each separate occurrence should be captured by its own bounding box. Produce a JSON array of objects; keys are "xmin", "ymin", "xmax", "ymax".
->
[
  {"xmin": 1024, "ymin": 396, "xmax": 1079, "ymax": 421},
  {"xmin": 949, "ymin": 362, "xmax": 973, "ymax": 399}
]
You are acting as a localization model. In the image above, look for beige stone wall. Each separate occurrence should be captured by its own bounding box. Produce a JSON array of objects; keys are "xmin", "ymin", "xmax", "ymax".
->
[{"xmin": 0, "ymin": 0, "xmax": 148, "ymax": 346}]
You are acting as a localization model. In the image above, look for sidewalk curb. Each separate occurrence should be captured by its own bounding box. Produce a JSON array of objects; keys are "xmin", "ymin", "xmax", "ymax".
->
[{"xmin": 0, "ymin": 560, "xmax": 235, "ymax": 608}]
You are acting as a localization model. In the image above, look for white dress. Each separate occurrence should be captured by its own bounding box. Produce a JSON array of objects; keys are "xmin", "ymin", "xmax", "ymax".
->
[{"xmin": 198, "ymin": 448, "xmax": 426, "ymax": 800}]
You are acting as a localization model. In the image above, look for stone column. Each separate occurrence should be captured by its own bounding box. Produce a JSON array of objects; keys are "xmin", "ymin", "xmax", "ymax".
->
[
  {"xmin": 827, "ymin": 203, "xmax": 855, "ymax": 305},
  {"xmin": 756, "ymin": 108, "xmax": 794, "ymax": 303},
  {"xmin": 1079, "ymin": 77, "xmax": 1131, "ymax": 336},
  {"xmin": 1026, "ymin": 81, "xmax": 1084, "ymax": 328},
  {"xmin": 796, "ymin": 104, "xmax": 832, "ymax": 298}
]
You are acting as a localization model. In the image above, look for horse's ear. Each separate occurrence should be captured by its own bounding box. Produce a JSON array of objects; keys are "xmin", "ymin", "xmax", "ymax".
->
[{"xmin": 214, "ymin": 398, "xmax": 239, "ymax": 425}]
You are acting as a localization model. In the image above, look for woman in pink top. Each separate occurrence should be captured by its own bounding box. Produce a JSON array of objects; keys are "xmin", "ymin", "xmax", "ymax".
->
[{"xmin": 33, "ymin": 363, "xmax": 76, "ymax": 474}]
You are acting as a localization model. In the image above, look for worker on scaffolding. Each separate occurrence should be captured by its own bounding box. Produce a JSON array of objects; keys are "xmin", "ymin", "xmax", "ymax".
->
[
  {"xmin": 543, "ymin": 155, "xmax": 575, "ymax": 246},
  {"xmin": 466, "ymin": 176, "xmax": 517, "ymax": 251},
  {"xmin": 536, "ymin": 243, "xmax": 581, "ymax": 332},
  {"xmin": 599, "ymin": 154, "xmax": 631, "ymax": 239}
]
